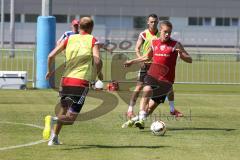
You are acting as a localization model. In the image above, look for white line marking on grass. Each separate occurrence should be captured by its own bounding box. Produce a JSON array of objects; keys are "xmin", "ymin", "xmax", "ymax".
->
[
  {"xmin": 0, "ymin": 140, "xmax": 47, "ymax": 151},
  {"xmin": 0, "ymin": 121, "xmax": 44, "ymax": 129},
  {"xmin": 0, "ymin": 121, "xmax": 47, "ymax": 151}
]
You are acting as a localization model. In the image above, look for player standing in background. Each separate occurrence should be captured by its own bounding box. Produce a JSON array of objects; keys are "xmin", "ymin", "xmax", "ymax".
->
[
  {"xmin": 43, "ymin": 17, "xmax": 102, "ymax": 145},
  {"xmin": 56, "ymin": 19, "xmax": 79, "ymax": 46},
  {"xmin": 123, "ymin": 21, "xmax": 192, "ymax": 129},
  {"xmin": 126, "ymin": 14, "xmax": 183, "ymax": 119}
]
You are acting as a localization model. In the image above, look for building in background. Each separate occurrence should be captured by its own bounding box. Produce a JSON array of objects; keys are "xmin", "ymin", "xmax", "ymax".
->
[{"xmin": 1, "ymin": 0, "xmax": 240, "ymax": 47}]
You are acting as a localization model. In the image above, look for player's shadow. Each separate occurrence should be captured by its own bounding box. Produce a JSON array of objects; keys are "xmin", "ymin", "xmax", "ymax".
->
[
  {"xmin": 140, "ymin": 127, "xmax": 236, "ymax": 133},
  {"xmin": 168, "ymin": 127, "xmax": 236, "ymax": 132},
  {"xmin": 61, "ymin": 144, "xmax": 170, "ymax": 150}
]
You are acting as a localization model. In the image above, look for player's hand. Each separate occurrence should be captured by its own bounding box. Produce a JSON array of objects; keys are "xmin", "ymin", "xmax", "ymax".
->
[
  {"xmin": 175, "ymin": 42, "xmax": 184, "ymax": 54},
  {"xmin": 45, "ymin": 71, "xmax": 54, "ymax": 80},
  {"xmin": 123, "ymin": 60, "xmax": 132, "ymax": 67},
  {"xmin": 176, "ymin": 48, "xmax": 185, "ymax": 59},
  {"xmin": 175, "ymin": 48, "xmax": 183, "ymax": 54}
]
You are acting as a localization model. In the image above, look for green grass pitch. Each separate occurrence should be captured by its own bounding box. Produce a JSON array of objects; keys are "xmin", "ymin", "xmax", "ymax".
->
[{"xmin": 0, "ymin": 84, "xmax": 239, "ymax": 160}]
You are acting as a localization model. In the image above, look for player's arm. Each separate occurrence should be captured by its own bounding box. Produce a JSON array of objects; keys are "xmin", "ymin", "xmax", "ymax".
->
[
  {"xmin": 93, "ymin": 44, "xmax": 103, "ymax": 80},
  {"xmin": 56, "ymin": 39, "xmax": 61, "ymax": 46},
  {"xmin": 56, "ymin": 33, "xmax": 66, "ymax": 46},
  {"xmin": 46, "ymin": 41, "xmax": 65, "ymax": 79},
  {"xmin": 135, "ymin": 34, "xmax": 144, "ymax": 58},
  {"xmin": 176, "ymin": 42, "xmax": 192, "ymax": 63},
  {"xmin": 124, "ymin": 47, "xmax": 153, "ymax": 67}
]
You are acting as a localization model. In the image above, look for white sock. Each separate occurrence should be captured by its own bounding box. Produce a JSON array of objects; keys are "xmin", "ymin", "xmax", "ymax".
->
[
  {"xmin": 139, "ymin": 110, "xmax": 147, "ymax": 120},
  {"xmin": 131, "ymin": 115, "xmax": 139, "ymax": 122},
  {"xmin": 169, "ymin": 101, "xmax": 175, "ymax": 112},
  {"xmin": 52, "ymin": 116, "xmax": 58, "ymax": 123},
  {"xmin": 127, "ymin": 106, "xmax": 134, "ymax": 112},
  {"xmin": 50, "ymin": 132, "xmax": 57, "ymax": 139}
]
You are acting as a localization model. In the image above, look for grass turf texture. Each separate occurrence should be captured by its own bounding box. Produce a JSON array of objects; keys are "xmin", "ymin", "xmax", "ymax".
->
[{"xmin": 0, "ymin": 84, "xmax": 239, "ymax": 160}]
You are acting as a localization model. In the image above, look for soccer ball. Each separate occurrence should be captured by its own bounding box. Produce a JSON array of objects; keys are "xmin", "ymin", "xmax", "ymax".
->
[
  {"xmin": 95, "ymin": 80, "xmax": 104, "ymax": 90},
  {"xmin": 150, "ymin": 121, "xmax": 166, "ymax": 136}
]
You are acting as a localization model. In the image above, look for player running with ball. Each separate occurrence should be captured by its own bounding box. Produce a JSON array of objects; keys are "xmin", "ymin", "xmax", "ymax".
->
[
  {"xmin": 126, "ymin": 14, "xmax": 183, "ymax": 119},
  {"xmin": 122, "ymin": 20, "xmax": 192, "ymax": 129}
]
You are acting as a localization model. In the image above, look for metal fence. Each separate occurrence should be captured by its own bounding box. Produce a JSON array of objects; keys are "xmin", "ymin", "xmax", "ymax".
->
[
  {"xmin": 1, "ymin": 48, "xmax": 239, "ymax": 88},
  {"xmin": 176, "ymin": 52, "xmax": 240, "ymax": 84},
  {"xmin": 0, "ymin": 48, "xmax": 35, "ymax": 87},
  {"xmin": 101, "ymin": 50, "xmax": 240, "ymax": 85}
]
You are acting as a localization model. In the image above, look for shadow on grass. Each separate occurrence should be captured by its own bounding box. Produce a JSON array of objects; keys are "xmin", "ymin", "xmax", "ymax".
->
[
  {"xmin": 140, "ymin": 127, "xmax": 236, "ymax": 133},
  {"xmin": 61, "ymin": 144, "xmax": 170, "ymax": 150},
  {"xmin": 168, "ymin": 127, "xmax": 236, "ymax": 132}
]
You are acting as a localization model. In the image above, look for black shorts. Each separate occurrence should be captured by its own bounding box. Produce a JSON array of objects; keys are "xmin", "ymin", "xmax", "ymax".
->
[
  {"xmin": 137, "ymin": 63, "xmax": 151, "ymax": 82},
  {"xmin": 144, "ymin": 75, "xmax": 172, "ymax": 104},
  {"xmin": 59, "ymin": 86, "xmax": 89, "ymax": 113}
]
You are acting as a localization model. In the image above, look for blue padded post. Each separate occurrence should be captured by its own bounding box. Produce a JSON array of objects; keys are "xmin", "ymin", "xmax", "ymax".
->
[{"xmin": 36, "ymin": 16, "xmax": 56, "ymax": 88}]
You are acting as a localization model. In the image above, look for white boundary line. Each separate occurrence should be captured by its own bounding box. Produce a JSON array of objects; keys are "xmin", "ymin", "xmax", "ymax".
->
[{"xmin": 0, "ymin": 121, "xmax": 47, "ymax": 151}]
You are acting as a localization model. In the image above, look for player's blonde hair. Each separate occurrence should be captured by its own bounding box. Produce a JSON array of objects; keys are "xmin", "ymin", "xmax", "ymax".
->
[
  {"xmin": 160, "ymin": 20, "xmax": 173, "ymax": 29},
  {"xmin": 79, "ymin": 17, "xmax": 94, "ymax": 31}
]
